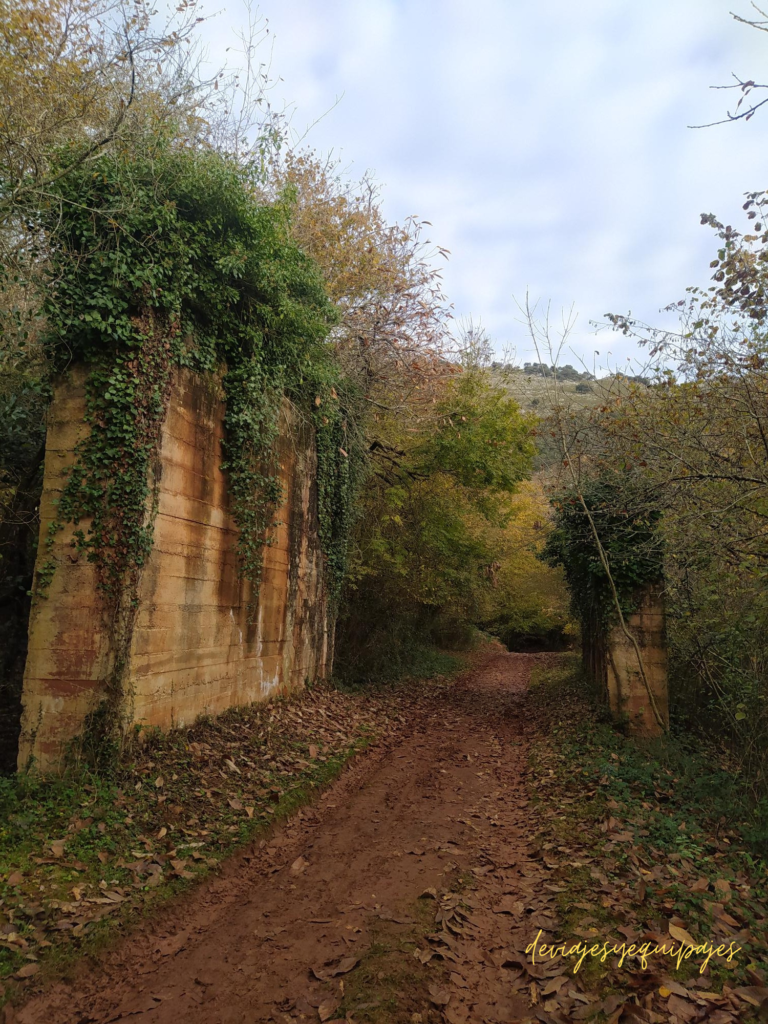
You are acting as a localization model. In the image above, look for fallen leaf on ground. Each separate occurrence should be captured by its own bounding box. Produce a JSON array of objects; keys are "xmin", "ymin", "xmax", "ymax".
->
[
  {"xmin": 493, "ymin": 895, "xmax": 523, "ymax": 915},
  {"xmin": 15, "ymin": 963, "xmax": 39, "ymax": 979},
  {"xmin": 428, "ymin": 984, "xmax": 451, "ymax": 1007},
  {"xmin": 715, "ymin": 878, "xmax": 731, "ymax": 902},
  {"xmin": 669, "ymin": 923, "xmax": 696, "ymax": 946},
  {"xmin": 660, "ymin": 980, "xmax": 689, "ymax": 998},
  {"xmin": 734, "ymin": 987, "xmax": 768, "ymax": 1007},
  {"xmin": 329, "ymin": 956, "xmax": 360, "ymax": 977},
  {"xmin": 541, "ymin": 976, "xmax": 568, "ymax": 996},
  {"xmin": 601, "ymin": 995, "xmax": 624, "ymax": 1015},
  {"xmin": 668, "ymin": 994, "xmax": 697, "ymax": 1020},
  {"xmin": 444, "ymin": 1006, "xmax": 468, "ymax": 1024},
  {"xmin": 155, "ymin": 930, "xmax": 190, "ymax": 957}
]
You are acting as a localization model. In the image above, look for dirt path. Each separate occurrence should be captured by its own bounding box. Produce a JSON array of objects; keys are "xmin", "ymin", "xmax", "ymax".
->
[{"xmin": 15, "ymin": 652, "xmax": 565, "ymax": 1024}]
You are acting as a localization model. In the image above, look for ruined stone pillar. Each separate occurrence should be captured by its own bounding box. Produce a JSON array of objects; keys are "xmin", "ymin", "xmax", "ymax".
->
[
  {"xmin": 604, "ymin": 583, "xmax": 669, "ymax": 737},
  {"xmin": 18, "ymin": 366, "xmax": 332, "ymax": 771}
]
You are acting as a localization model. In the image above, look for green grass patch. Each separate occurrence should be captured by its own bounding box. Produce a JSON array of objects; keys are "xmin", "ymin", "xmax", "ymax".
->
[{"xmin": 337, "ymin": 895, "xmax": 453, "ymax": 1024}]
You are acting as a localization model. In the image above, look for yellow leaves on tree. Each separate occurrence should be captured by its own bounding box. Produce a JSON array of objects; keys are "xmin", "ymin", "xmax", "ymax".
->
[
  {"xmin": 0, "ymin": 0, "xmax": 216, "ymax": 232},
  {"xmin": 269, "ymin": 151, "xmax": 454, "ymax": 413},
  {"xmin": 0, "ymin": 0, "xmax": 124, "ymax": 204}
]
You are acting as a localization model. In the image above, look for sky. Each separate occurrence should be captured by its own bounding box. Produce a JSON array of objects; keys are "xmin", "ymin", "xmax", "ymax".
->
[{"xmin": 201, "ymin": 0, "xmax": 767, "ymax": 372}]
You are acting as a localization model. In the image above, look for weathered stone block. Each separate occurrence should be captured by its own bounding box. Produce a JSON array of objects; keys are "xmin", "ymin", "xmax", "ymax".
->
[
  {"xmin": 583, "ymin": 583, "xmax": 669, "ymax": 738},
  {"xmin": 18, "ymin": 366, "xmax": 331, "ymax": 770}
]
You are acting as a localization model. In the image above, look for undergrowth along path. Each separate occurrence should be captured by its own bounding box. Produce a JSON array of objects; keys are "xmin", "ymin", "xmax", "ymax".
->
[{"xmin": 10, "ymin": 651, "xmax": 768, "ymax": 1024}]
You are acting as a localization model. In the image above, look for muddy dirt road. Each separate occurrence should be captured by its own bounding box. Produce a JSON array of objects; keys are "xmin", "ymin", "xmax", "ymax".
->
[{"xmin": 17, "ymin": 652, "xmax": 564, "ymax": 1024}]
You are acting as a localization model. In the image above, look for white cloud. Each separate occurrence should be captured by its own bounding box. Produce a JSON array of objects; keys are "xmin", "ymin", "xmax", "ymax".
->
[{"xmin": 201, "ymin": 0, "xmax": 768, "ymax": 371}]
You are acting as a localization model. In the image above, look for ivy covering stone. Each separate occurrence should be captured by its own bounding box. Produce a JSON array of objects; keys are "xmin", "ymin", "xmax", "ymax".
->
[
  {"xmin": 30, "ymin": 137, "xmax": 366, "ymax": 747},
  {"xmin": 542, "ymin": 477, "xmax": 665, "ymax": 630}
]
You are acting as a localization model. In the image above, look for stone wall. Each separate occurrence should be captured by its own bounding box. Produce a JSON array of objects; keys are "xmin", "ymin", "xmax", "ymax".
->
[
  {"xmin": 582, "ymin": 583, "xmax": 669, "ymax": 737},
  {"xmin": 17, "ymin": 366, "xmax": 331, "ymax": 770}
]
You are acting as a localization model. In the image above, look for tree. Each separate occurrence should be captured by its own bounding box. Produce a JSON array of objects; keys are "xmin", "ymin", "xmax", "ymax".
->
[
  {"xmin": 268, "ymin": 151, "xmax": 454, "ymax": 417},
  {"xmin": 691, "ymin": 4, "xmax": 768, "ymax": 128},
  {"xmin": 553, "ymin": 194, "xmax": 768, "ymax": 779},
  {"xmin": 335, "ymin": 365, "xmax": 535, "ymax": 681},
  {"xmin": 0, "ymin": 0, "xmax": 213, "ymax": 235}
]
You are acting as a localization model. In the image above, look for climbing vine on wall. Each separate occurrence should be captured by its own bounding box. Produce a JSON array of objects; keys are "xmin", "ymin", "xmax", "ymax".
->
[
  {"xmin": 313, "ymin": 383, "xmax": 367, "ymax": 606},
  {"xmin": 542, "ymin": 477, "xmax": 664, "ymax": 630},
  {"xmin": 33, "ymin": 137, "xmax": 363, "ymax": 735},
  {"xmin": 46, "ymin": 311, "xmax": 175, "ymax": 599}
]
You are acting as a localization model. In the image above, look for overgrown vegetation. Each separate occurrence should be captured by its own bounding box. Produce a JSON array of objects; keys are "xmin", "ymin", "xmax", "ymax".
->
[
  {"xmin": 0, "ymin": 0, "xmax": 568, "ymax": 773},
  {"xmin": 333, "ymin": 359, "xmax": 567, "ymax": 682},
  {"xmin": 530, "ymin": 181, "xmax": 768, "ymax": 792},
  {"xmin": 527, "ymin": 660, "xmax": 768, "ymax": 988},
  {"xmin": 0, "ymin": 0, "xmax": 466, "ymax": 759},
  {"xmin": 543, "ymin": 476, "xmax": 664, "ymax": 629},
  {"xmin": 31, "ymin": 141, "xmax": 361, "ymax": 749}
]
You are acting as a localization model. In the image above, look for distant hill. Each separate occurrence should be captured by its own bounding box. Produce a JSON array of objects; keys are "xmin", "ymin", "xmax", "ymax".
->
[{"xmin": 490, "ymin": 364, "xmax": 649, "ymax": 414}]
